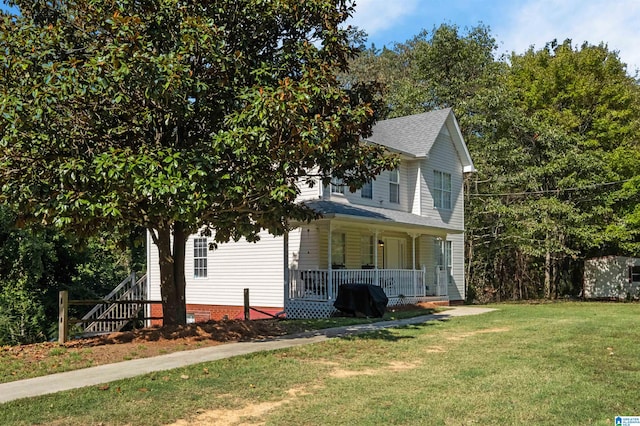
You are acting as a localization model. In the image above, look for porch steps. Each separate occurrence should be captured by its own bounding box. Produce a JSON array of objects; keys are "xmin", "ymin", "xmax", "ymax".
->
[{"xmin": 80, "ymin": 273, "xmax": 147, "ymax": 336}]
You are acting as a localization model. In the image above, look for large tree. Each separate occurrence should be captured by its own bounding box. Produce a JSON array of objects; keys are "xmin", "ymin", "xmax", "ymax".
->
[
  {"xmin": 0, "ymin": 0, "xmax": 395, "ymax": 325},
  {"xmin": 346, "ymin": 25, "xmax": 640, "ymax": 301}
]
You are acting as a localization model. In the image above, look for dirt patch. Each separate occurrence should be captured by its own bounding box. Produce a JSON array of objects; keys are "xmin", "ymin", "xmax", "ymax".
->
[
  {"xmin": 171, "ymin": 360, "xmax": 423, "ymax": 425},
  {"xmin": 2, "ymin": 319, "xmax": 289, "ymax": 370},
  {"xmin": 168, "ymin": 385, "xmax": 314, "ymax": 426},
  {"xmin": 388, "ymin": 302, "xmax": 443, "ymax": 312},
  {"xmin": 446, "ymin": 327, "xmax": 510, "ymax": 341},
  {"xmin": 330, "ymin": 360, "xmax": 420, "ymax": 378}
]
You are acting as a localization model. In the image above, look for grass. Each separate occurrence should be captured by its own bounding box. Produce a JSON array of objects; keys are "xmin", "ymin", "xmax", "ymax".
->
[
  {"xmin": 0, "ymin": 307, "xmax": 436, "ymax": 384},
  {"xmin": 2, "ymin": 302, "xmax": 639, "ymax": 425}
]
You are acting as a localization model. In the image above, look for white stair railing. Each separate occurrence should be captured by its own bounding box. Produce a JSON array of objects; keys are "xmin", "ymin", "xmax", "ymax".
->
[{"xmin": 81, "ymin": 273, "xmax": 147, "ymax": 335}]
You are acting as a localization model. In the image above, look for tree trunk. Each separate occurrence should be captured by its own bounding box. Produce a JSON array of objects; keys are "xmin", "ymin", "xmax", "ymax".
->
[
  {"xmin": 544, "ymin": 247, "xmax": 552, "ymax": 299},
  {"xmin": 465, "ymin": 236, "xmax": 473, "ymax": 302},
  {"xmin": 154, "ymin": 222, "xmax": 188, "ymax": 326}
]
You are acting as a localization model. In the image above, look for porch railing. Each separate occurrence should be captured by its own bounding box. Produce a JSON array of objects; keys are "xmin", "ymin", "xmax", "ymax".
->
[{"xmin": 288, "ymin": 268, "xmax": 446, "ymax": 302}]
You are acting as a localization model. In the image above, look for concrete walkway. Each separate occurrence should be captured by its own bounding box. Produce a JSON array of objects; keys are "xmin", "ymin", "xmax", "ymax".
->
[{"xmin": 0, "ymin": 306, "xmax": 495, "ymax": 404}]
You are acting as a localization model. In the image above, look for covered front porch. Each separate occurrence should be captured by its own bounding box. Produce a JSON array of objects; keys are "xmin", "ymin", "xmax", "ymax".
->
[
  {"xmin": 285, "ymin": 267, "xmax": 449, "ymax": 318},
  {"xmin": 283, "ymin": 201, "xmax": 458, "ymax": 318}
]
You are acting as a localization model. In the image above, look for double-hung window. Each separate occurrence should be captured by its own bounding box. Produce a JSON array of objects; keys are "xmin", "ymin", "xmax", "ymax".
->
[
  {"xmin": 389, "ymin": 168, "xmax": 400, "ymax": 203},
  {"xmin": 360, "ymin": 235, "xmax": 374, "ymax": 266},
  {"xmin": 361, "ymin": 179, "xmax": 373, "ymax": 199},
  {"xmin": 331, "ymin": 176, "xmax": 345, "ymax": 194},
  {"xmin": 193, "ymin": 238, "xmax": 208, "ymax": 278},
  {"xmin": 433, "ymin": 170, "xmax": 452, "ymax": 209},
  {"xmin": 331, "ymin": 232, "xmax": 346, "ymax": 268}
]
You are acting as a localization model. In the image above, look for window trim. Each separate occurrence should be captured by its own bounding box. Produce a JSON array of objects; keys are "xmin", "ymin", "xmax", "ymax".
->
[{"xmin": 193, "ymin": 237, "xmax": 208, "ymax": 279}]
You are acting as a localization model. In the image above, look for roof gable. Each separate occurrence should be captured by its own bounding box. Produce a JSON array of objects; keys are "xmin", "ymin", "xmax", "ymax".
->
[{"xmin": 366, "ymin": 108, "xmax": 475, "ymax": 173}]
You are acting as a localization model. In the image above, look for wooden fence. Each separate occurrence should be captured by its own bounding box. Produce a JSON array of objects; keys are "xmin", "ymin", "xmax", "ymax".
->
[{"xmin": 58, "ymin": 290, "xmax": 162, "ymax": 343}]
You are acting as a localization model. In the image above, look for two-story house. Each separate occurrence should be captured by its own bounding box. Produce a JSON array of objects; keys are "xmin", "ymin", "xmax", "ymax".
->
[{"xmin": 147, "ymin": 108, "xmax": 475, "ymax": 320}]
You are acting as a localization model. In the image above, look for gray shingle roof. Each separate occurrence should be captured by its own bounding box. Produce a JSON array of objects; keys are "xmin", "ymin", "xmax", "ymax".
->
[
  {"xmin": 304, "ymin": 200, "xmax": 463, "ymax": 233},
  {"xmin": 366, "ymin": 108, "xmax": 452, "ymax": 157}
]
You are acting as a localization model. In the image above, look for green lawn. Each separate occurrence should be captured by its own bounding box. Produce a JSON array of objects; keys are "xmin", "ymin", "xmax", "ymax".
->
[
  {"xmin": 0, "ymin": 308, "xmax": 436, "ymax": 384},
  {"xmin": 1, "ymin": 302, "xmax": 639, "ymax": 425}
]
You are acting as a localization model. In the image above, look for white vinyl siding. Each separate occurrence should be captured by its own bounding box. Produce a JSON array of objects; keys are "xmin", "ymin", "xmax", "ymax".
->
[
  {"xmin": 148, "ymin": 229, "xmax": 305, "ymax": 309},
  {"xmin": 422, "ymin": 130, "xmax": 465, "ymax": 230},
  {"xmin": 329, "ymin": 166, "xmax": 409, "ymax": 212},
  {"xmin": 193, "ymin": 238, "xmax": 208, "ymax": 278},
  {"xmin": 296, "ymin": 175, "xmax": 322, "ymax": 201},
  {"xmin": 447, "ymin": 233, "xmax": 465, "ymax": 300}
]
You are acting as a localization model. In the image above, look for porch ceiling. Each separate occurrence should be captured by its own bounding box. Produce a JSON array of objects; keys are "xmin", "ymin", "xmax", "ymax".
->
[{"xmin": 301, "ymin": 200, "xmax": 463, "ymax": 234}]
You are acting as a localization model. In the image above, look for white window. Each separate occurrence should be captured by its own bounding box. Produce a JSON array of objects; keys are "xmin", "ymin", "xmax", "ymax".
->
[
  {"xmin": 360, "ymin": 235, "xmax": 374, "ymax": 266},
  {"xmin": 434, "ymin": 170, "xmax": 452, "ymax": 209},
  {"xmin": 331, "ymin": 176, "xmax": 345, "ymax": 194},
  {"xmin": 194, "ymin": 238, "xmax": 208, "ymax": 278},
  {"xmin": 331, "ymin": 232, "xmax": 346, "ymax": 268},
  {"xmin": 361, "ymin": 179, "xmax": 373, "ymax": 199},
  {"xmin": 389, "ymin": 168, "xmax": 399, "ymax": 203}
]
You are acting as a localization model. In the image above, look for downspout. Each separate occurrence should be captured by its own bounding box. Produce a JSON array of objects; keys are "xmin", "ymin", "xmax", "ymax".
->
[
  {"xmin": 283, "ymin": 229, "xmax": 289, "ymax": 312},
  {"xmin": 328, "ymin": 222, "xmax": 333, "ymax": 300},
  {"xmin": 411, "ymin": 234, "xmax": 417, "ymax": 297}
]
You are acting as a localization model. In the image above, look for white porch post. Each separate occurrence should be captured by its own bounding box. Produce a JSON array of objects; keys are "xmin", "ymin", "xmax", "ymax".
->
[
  {"xmin": 410, "ymin": 233, "xmax": 418, "ymax": 297},
  {"xmin": 328, "ymin": 222, "xmax": 333, "ymax": 300},
  {"xmin": 283, "ymin": 230, "xmax": 289, "ymax": 308},
  {"xmin": 374, "ymin": 230, "xmax": 379, "ymax": 286}
]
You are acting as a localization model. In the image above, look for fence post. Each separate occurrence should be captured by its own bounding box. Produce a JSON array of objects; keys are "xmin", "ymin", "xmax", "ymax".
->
[
  {"xmin": 244, "ymin": 288, "xmax": 250, "ymax": 320},
  {"xmin": 58, "ymin": 290, "xmax": 69, "ymax": 344}
]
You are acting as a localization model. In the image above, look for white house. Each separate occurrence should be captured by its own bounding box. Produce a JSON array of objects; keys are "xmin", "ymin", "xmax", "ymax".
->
[
  {"xmin": 147, "ymin": 108, "xmax": 475, "ymax": 320},
  {"xmin": 584, "ymin": 256, "xmax": 640, "ymax": 299}
]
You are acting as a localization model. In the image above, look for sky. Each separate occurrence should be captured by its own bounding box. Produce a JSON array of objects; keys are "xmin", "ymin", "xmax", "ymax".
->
[
  {"xmin": 348, "ymin": 0, "xmax": 640, "ymax": 73},
  {"xmin": 1, "ymin": 0, "xmax": 638, "ymax": 73}
]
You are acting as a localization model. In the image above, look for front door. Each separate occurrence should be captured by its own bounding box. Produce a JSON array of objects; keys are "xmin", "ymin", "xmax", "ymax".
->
[{"xmin": 384, "ymin": 238, "xmax": 405, "ymax": 269}]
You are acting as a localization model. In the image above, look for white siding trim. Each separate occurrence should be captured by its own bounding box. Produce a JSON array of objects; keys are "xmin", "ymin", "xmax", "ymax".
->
[{"xmin": 412, "ymin": 163, "xmax": 421, "ymax": 215}]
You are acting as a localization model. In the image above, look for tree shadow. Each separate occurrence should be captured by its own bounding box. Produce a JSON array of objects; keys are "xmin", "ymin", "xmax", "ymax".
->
[{"xmin": 336, "ymin": 321, "xmax": 445, "ymax": 342}]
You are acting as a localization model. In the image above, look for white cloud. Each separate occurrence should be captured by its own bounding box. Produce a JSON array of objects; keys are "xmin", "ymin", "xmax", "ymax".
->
[
  {"xmin": 497, "ymin": 0, "xmax": 640, "ymax": 73},
  {"xmin": 347, "ymin": 0, "xmax": 420, "ymax": 35}
]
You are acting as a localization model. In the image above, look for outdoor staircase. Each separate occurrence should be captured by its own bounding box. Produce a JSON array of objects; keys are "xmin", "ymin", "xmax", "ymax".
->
[{"xmin": 80, "ymin": 273, "xmax": 147, "ymax": 336}]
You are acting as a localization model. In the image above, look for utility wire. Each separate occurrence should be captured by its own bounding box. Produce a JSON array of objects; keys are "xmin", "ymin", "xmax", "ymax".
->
[{"xmin": 469, "ymin": 178, "xmax": 633, "ymax": 197}]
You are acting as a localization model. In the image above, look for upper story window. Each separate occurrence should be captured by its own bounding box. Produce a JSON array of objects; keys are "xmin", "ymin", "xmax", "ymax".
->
[
  {"xmin": 389, "ymin": 168, "xmax": 400, "ymax": 204},
  {"xmin": 361, "ymin": 179, "xmax": 373, "ymax": 199},
  {"xmin": 193, "ymin": 237, "xmax": 208, "ymax": 278},
  {"xmin": 433, "ymin": 170, "xmax": 452, "ymax": 209},
  {"xmin": 331, "ymin": 176, "xmax": 345, "ymax": 194}
]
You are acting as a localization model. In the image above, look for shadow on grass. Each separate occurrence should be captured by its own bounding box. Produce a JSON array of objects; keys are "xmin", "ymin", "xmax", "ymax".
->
[
  {"xmin": 337, "ymin": 321, "xmax": 444, "ymax": 342},
  {"xmin": 271, "ymin": 313, "xmax": 448, "ymax": 343}
]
